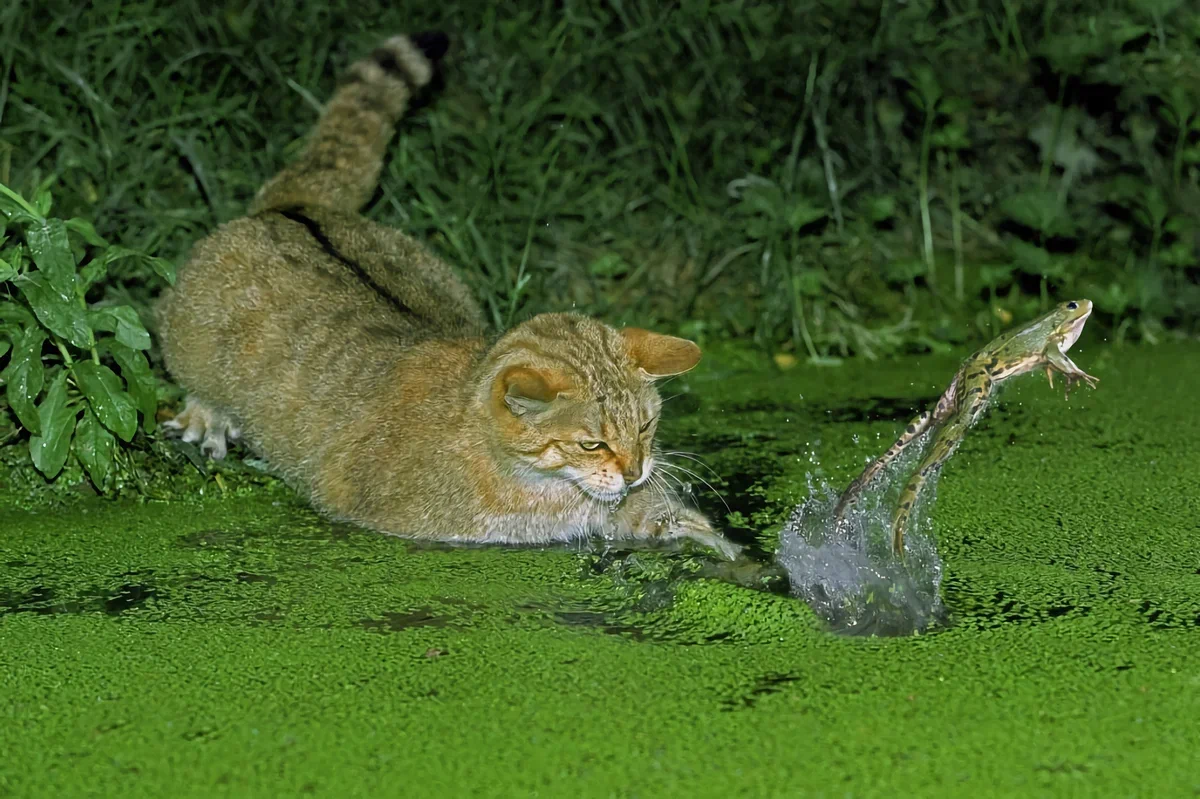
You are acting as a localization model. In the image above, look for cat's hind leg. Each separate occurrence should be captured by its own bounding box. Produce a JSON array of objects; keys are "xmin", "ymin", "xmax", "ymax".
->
[{"xmin": 163, "ymin": 396, "xmax": 242, "ymax": 460}]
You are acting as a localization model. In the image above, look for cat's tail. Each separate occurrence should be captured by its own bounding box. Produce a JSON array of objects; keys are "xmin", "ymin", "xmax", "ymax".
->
[{"xmin": 249, "ymin": 32, "xmax": 448, "ymax": 215}]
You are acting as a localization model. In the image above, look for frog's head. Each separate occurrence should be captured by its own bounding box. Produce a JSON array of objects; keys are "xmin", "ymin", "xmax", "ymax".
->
[
  {"xmin": 1010, "ymin": 299, "xmax": 1093, "ymax": 358},
  {"xmin": 1050, "ymin": 299, "xmax": 1092, "ymax": 352}
]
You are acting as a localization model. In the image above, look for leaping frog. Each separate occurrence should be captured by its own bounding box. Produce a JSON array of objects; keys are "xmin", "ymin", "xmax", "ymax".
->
[{"xmin": 833, "ymin": 299, "xmax": 1100, "ymax": 557}]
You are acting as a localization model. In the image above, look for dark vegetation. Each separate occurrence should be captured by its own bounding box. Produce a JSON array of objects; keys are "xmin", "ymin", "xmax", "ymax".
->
[{"xmin": 0, "ymin": 0, "xmax": 1197, "ymax": 491}]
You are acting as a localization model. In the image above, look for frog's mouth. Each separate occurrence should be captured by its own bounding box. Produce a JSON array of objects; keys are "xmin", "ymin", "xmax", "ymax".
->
[{"xmin": 1059, "ymin": 308, "xmax": 1092, "ymax": 352}]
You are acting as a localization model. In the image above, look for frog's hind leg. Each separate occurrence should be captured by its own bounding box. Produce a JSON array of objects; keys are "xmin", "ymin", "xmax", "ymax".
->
[
  {"xmin": 890, "ymin": 422, "xmax": 963, "ymax": 556},
  {"xmin": 834, "ymin": 378, "xmax": 959, "ymax": 522},
  {"xmin": 890, "ymin": 391, "xmax": 993, "ymax": 557},
  {"xmin": 163, "ymin": 396, "xmax": 242, "ymax": 460}
]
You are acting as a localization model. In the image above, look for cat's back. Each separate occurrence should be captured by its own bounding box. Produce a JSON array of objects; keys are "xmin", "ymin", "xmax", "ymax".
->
[{"xmin": 158, "ymin": 205, "xmax": 488, "ymax": 429}]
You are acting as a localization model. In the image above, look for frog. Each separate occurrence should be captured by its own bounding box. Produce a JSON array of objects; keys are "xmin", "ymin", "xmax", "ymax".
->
[{"xmin": 833, "ymin": 299, "xmax": 1100, "ymax": 558}]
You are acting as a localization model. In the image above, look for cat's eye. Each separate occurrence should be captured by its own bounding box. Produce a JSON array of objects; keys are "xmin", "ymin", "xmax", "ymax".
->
[
  {"xmin": 639, "ymin": 416, "xmax": 658, "ymax": 434},
  {"xmin": 579, "ymin": 441, "xmax": 606, "ymax": 451}
]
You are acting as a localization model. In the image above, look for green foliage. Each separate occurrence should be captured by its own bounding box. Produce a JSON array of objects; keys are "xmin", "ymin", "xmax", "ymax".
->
[
  {"xmin": 0, "ymin": 0, "xmax": 1196, "ymax": 378},
  {"xmin": 0, "ymin": 181, "xmax": 173, "ymax": 488}
]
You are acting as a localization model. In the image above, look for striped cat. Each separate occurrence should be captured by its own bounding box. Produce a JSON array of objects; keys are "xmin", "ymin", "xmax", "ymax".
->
[{"xmin": 157, "ymin": 32, "xmax": 740, "ymax": 559}]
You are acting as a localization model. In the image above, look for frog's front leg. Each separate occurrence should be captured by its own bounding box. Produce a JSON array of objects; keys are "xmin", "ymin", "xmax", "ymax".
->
[
  {"xmin": 610, "ymin": 485, "xmax": 742, "ymax": 561},
  {"xmin": 1043, "ymin": 348, "xmax": 1098, "ymax": 397}
]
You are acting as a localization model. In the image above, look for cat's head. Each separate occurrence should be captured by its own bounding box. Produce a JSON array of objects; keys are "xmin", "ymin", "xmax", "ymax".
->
[{"xmin": 482, "ymin": 313, "xmax": 700, "ymax": 502}]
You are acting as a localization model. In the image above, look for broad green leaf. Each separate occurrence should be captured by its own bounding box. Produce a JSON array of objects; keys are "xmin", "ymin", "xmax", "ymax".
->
[
  {"xmin": 588, "ymin": 253, "xmax": 630, "ymax": 278},
  {"xmin": 999, "ymin": 190, "xmax": 1075, "ymax": 237},
  {"xmin": 73, "ymin": 361, "xmax": 138, "ymax": 442},
  {"xmin": 0, "ymin": 335, "xmax": 9, "ymax": 359},
  {"xmin": 0, "ymin": 302, "xmax": 36, "ymax": 326},
  {"xmin": 74, "ymin": 405, "xmax": 115, "ymax": 488},
  {"xmin": 15, "ymin": 272, "xmax": 94, "ymax": 349},
  {"xmin": 87, "ymin": 306, "xmax": 151, "ymax": 350},
  {"xmin": 979, "ymin": 263, "xmax": 1018, "ymax": 288},
  {"xmin": 31, "ymin": 187, "xmax": 53, "ymax": 217},
  {"xmin": 0, "ymin": 242, "xmax": 28, "ymax": 274},
  {"xmin": 0, "ymin": 255, "xmax": 14, "ymax": 282},
  {"xmin": 1010, "ymin": 240, "xmax": 1069, "ymax": 278},
  {"xmin": 883, "ymin": 259, "xmax": 926, "ymax": 284},
  {"xmin": 106, "ymin": 341, "xmax": 158, "ymax": 433},
  {"xmin": 28, "ymin": 370, "xmax": 76, "ymax": 479},
  {"xmin": 80, "ymin": 258, "xmax": 108, "ymax": 290},
  {"xmin": 787, "ymin": 201, "xmax": 827, "ymax": 231},
  {"xmin": 26, "ymin": 219, "xmax": 78, "ymax": 298},
  {"xmin": 149, "ymin": 253, "xmax": 177, "ymax": 285},
  {"xmin": 65, "ymin": 218, "xmax": 109, "ymax": 248},
  {"xmin": 0, "ymin": 190, "xmax": 41, "ymax": 225},
  {"xmin": 866, "ymin": 195, "xmax": 896, "ymax": 223},
  {"xmin": 791, "ymin": 267, "xmax": 824, "ymax": 298},
  {"xmin": 3, "ymin": 327, "xmax": 47, "ymax": 434}
]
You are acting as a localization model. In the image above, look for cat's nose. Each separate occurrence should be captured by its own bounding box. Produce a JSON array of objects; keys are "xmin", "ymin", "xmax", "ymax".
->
[{"xmin": 621, "ymin": 460, "xmax": 643, "ymax": 485}]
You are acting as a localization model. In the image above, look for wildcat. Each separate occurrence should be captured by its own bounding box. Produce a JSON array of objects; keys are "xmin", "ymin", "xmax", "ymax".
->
[{"xmin": 156, "ymin": 32, "xmax": 740, "ymax": 560}]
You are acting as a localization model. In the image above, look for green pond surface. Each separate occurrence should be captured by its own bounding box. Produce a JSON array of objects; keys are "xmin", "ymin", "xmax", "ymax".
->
[{"xmin": 2, "ymin": 341, "xmax": 1198, "ymax": 797}]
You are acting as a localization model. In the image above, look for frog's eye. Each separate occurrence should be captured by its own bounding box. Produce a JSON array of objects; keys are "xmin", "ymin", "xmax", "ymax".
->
[
  {"xmin": 1067, "ymin": 301, "xmax": 1078, "ymax": 310},
  {"xmin": 579, "ymin": 441, "xmax": 607, "ymax": 452}
]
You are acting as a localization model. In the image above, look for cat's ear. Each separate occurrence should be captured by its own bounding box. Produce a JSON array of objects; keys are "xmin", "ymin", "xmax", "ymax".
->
[
  {"xmin": 620, "ymin": 328, "xmax": 702, "ymax": 378},
  {"xmin": 497, "ymin": 365, "xmax": 563, "ymax": 417}
]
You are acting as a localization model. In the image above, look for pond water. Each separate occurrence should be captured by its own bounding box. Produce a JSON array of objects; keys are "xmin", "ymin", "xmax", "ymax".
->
[{"xmin": 1, "ymin": 341, "xmax": 1197, "ymax": 796}]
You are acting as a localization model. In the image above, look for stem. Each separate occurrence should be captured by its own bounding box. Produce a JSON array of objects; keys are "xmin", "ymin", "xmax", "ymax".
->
[
  {"xmin": 1172, "ymin": 114, "xmax": 1190, "ymax": 191},
  {"xmin": 919, "ymin": 108, "xmax": 936, "ymax": 289},
  {"xmin": 788, "ymin": 251, "xmax": 819, "ymax": 362},
  {"xmin": 1040, "ymin": 75, "xmax": 1067, "ymax": 189},
  {"xmin": 1003, "ymin": 0, "xmax": 1028, "ymax": 60},
  {"xmin": 785, "ymin": 56, "xmax": 819, "ymax": 195},
  {"xmin": 53, "ymin": 337, "xmax": 75, "ymax": 367},
  {"xmin": 951, "ymin": 152, "xmax": 964, "ymax": 302},
  {"xmin": 812, "ymin": 91, "xmax": 843, "ymax": 234}
]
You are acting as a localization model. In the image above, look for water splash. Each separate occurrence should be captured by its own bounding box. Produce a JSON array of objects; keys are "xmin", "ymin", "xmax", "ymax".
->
[{"xmin": 775, "ymin": 442, "xmax": 947, "ymax": 637}]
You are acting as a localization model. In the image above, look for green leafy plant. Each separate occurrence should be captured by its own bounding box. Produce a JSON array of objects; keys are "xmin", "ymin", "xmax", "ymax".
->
[{"xmin": 0, "ymin": 182, "xmax": 174, "ymax": 488}]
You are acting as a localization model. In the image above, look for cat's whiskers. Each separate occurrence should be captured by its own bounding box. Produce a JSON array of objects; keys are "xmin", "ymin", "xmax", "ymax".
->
[
  {"xmin": 656, "ymin": 459, "xmax": 730, "ymax": 515},
  {"xmin": 647, "ymin": 473, "xmax": 677, "ymax": 513},
  {"xmin": 658, "ymin": 450, "xmax": 722, "ymax": 480}
]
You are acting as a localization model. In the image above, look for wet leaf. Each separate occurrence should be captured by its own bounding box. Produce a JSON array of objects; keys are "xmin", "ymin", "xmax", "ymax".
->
[
  {"xmin": 65, "ymin": 217, "xmax": 109, "ymax": 248},
  {"xmin": 26, "ymin": 218, "xmax": 78, "ymax": 298},
  {"xmin": 15, "ymin": 272, "xmax": 94, "ymax": 349},
  {"xmin": 73, "ymin": 361, "xmax": 138, "ymax": 442},
  {"xmin": 88, "ymin": 306, "xmax": 151, "ymax": 350},
  {"xmin": 3, "ymin": 327, "xmax": 47, "ymax": 434},
  {"xmin": 80, "ymin": 258, "xmax": 108, "ymax": 290},
  {"xmin": 146, "ymin": 253, "xmax": 178, "ymax": 286},
  {"xmin": 74, "ymin": 405, "xmax": 115, "ymax": 488},
  {"xmin": 28, "ymin": 370, "xmax": 76, "ymax": 479},
  {"xmin": 106, "ymin": 341, "xmax": 158, "ymax": 433},
  {"xmin": 31, "ymin": 187, "xmax": 52, "ymax": 218}
]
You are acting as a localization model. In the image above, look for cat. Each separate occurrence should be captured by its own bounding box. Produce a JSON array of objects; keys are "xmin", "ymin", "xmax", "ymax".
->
[{"xmin": 155, "ymin": 32, "xmax": 741, "ymax": 560}]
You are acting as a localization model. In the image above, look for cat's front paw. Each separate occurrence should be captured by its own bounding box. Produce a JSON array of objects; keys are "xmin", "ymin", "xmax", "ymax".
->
[
  {"xmin": 619, "ymin": 501, "xmax": 741, "ymax": 561},
  {"xmin": 659, "ymin": 507, "xmax": 743, "ymax": 561},
  {"xmin": 163, "ymin": 396, "xmax": 241, "ymax": 460}
]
